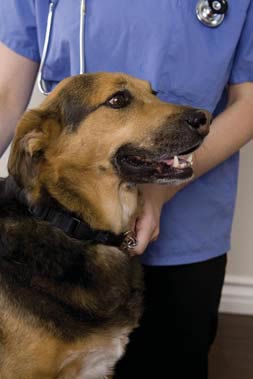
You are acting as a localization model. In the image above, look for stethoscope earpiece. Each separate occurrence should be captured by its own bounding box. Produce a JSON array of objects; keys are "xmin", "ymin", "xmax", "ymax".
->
[{"xmin": 196, "ymin": 0, "xmax": 228, "ymax": 28}]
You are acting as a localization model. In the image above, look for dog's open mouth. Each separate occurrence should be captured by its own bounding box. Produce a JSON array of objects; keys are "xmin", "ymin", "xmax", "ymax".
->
[
  {"xmin": 122, "ymin": 153, "xmax": 193, "ymax": 175},
  {"xmin": 113, "ymin": 144, "xmax": 199, "ymax": 184}
]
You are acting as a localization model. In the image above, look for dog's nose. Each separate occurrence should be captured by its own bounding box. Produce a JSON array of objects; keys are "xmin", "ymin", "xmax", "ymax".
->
[{"xmin": 186, "ymin": 111, "xmax": 210, "ymax": 137}]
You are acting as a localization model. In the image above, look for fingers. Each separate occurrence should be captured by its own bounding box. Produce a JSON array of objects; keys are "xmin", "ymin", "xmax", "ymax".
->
[
  {"xmin": 129, "ymin": 184, "xmax": 166, "ymax": 256},
  {"xmin": 130, "ymin": 215, "xmax": 159, "ymax": 256}
]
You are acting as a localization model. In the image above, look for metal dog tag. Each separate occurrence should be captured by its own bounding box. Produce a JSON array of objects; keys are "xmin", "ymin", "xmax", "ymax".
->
[{"xmin": 121, "ymin": 231, "xmax": 138, "ymax": 250}]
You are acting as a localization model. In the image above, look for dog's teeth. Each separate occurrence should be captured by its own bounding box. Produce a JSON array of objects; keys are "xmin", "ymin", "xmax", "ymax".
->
[
  {"xmin": 187, "ymin": 153, "xmax": 193, "ymax": 164},
  {"xmin": 173, "ymin": 155, "xmax": 179, "ymax": 168}
]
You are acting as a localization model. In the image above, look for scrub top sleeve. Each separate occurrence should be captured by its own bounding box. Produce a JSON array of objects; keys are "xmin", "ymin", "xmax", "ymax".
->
[
  {"xmin": 229, "ymin": 3, "xmax": 253, "ymax": 85},
  {"xmin": 0, "ymin": 0, "xmax": 40, "ymax": 62}
]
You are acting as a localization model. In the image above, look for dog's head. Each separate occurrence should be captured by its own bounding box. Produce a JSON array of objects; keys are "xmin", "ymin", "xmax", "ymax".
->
[{"xmin": 8, "ymin": 73, "xmax": 210, "ymax": 232}]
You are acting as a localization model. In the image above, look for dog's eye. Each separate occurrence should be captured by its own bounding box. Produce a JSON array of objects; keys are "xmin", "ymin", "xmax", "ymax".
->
[{"xmin": 106, "ymin": 91, "xmax": 132, "ymax": 109}]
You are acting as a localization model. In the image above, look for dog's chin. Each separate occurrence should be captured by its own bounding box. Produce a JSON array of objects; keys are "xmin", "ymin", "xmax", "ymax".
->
[{"xmin": 113, "ymin": 144, "xmax": 199, "ymax": 185}]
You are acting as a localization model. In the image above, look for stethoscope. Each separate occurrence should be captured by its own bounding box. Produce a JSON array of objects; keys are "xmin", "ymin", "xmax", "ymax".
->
[
  {"xmin": 196, "ymin": 0, "xmax": 228, "ymax": 27},
  {"xmin": 38, "ymin": 0, "xmax": 229, "ymax": 96},
  {"xmin": 38, "ymin": 0, "xmax": 87, "ymax": 95}
]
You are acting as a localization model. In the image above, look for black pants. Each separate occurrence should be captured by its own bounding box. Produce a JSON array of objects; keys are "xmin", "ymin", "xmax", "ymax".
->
[{"xmin": 114, "ymin": 254, "xmax": 227, "ymax": 379}]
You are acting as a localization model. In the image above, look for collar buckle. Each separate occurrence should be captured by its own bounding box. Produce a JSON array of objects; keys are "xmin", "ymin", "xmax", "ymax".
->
[{"xmin": 121, "ymin": 231, "xmax": 137, "ymax": 250}]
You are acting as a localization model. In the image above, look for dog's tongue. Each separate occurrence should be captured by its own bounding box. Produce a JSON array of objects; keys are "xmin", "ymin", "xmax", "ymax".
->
[{"xmin": 162, "ymin": 158, "xmax": 174, "ymax": 166}]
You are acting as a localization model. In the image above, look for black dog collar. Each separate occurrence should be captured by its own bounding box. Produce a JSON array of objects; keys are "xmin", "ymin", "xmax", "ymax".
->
[
  {"xmin": 7, "ymin": 177, "xmax": 137, "ymax": 250},
  {"xmin": 29, "ymin": 203, "xmax": 137, "ymax": 250}
]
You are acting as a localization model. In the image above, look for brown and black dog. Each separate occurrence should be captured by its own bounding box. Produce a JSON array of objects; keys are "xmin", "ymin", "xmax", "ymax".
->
[{"xmin": 0, "ymin": 73, "xmax": 210, "ymax": 379}]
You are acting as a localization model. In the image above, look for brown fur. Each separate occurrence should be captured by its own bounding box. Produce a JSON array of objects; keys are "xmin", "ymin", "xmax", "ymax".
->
[{"xmin": 0, "ymin": 72, "xmax": 210, "ymax": 378}]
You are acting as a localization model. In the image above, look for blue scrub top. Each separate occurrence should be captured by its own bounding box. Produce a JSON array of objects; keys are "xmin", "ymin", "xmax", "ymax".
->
[{"xmin": 1, "ymin": 0, "xmax": 253, "ymax": 265}]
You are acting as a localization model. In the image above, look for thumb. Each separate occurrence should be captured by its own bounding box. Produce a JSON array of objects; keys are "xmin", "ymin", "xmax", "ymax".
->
[{"xmin": 132, "ymin": 214, "xmax": 156, "ymax": 255}]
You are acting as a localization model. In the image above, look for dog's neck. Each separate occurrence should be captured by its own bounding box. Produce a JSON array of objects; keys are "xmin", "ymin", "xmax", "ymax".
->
[
  {"xmin": 3, "ymin": 176, "xmax": 138, "ymax": 249},
  {"xmin": 38, "ymin": 172, "xmax": 140, "ymax": 235}
]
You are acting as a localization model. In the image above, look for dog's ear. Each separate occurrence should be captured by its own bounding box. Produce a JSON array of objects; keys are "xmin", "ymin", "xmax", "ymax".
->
[{"xmin": 8, "ymin": 109, "xmax": 61, "ymax": 190}]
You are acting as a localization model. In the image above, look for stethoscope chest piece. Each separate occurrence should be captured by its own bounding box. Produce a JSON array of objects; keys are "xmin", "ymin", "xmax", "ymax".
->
[{"xmin": 196, "ymin": 0, "xmax": 228, "ymax": 28}]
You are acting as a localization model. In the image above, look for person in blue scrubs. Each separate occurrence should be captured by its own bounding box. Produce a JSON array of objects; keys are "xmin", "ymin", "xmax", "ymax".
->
[{"xmin": 0, "ymin": 1, "xmax": 253, "ymax": 377}]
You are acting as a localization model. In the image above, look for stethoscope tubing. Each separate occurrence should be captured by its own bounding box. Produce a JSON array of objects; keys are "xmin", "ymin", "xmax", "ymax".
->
[
  {"xmin": 80, "ymin": 0, "xmax": 86, "ymax": 75},
  {"xmin": 38, "ymin": 0, "xmax": 86, "ymax": 96},
  {"xmin": 37, "ymin": 1, "xmax": 56, "ymax": 96}
]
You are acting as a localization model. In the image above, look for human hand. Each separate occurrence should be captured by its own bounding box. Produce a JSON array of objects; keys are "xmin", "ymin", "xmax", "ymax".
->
[{"xmin": 131, "ymin": 184, "xmax": 179, "ymax": 256}]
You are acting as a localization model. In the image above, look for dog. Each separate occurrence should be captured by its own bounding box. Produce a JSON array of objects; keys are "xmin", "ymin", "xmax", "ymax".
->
[{"xmin": 0, "ymin": 72, "xmax": 210, "ymax": 379}]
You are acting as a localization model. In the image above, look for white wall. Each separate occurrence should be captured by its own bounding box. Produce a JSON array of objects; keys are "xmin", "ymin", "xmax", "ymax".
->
[
  {"xmin": 220, "ymin": 142, "xmax": 253, "ymax": 315},
  {"xmin": 0, "ymin": 87, "xmax": 44, "ymax": 176},
  {"xmin": 230, "ymin": 142, "xmax": 253, "ymax": 277},
  {"xmin": 1, "ymin": 86, "xmax": 253, "ymax": 314}
]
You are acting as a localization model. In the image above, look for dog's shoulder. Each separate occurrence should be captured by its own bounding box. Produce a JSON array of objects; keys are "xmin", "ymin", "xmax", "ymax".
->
[
  {"xmin": 0, "ymin": 178, "xmax": 143, "ymax": 341},
  {"xmin": 0, "ymin": 188, "xmax": 92, "ymax": 291}
]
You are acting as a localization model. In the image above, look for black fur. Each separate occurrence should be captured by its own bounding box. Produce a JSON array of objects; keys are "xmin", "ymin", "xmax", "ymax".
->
[
  {"xmin": 0, "ymin": 177, "xmax": 143, "ymax": 341},
  {"xmin": 58, "ymin": 75, "xmax": 97, "ymax": 131}
]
